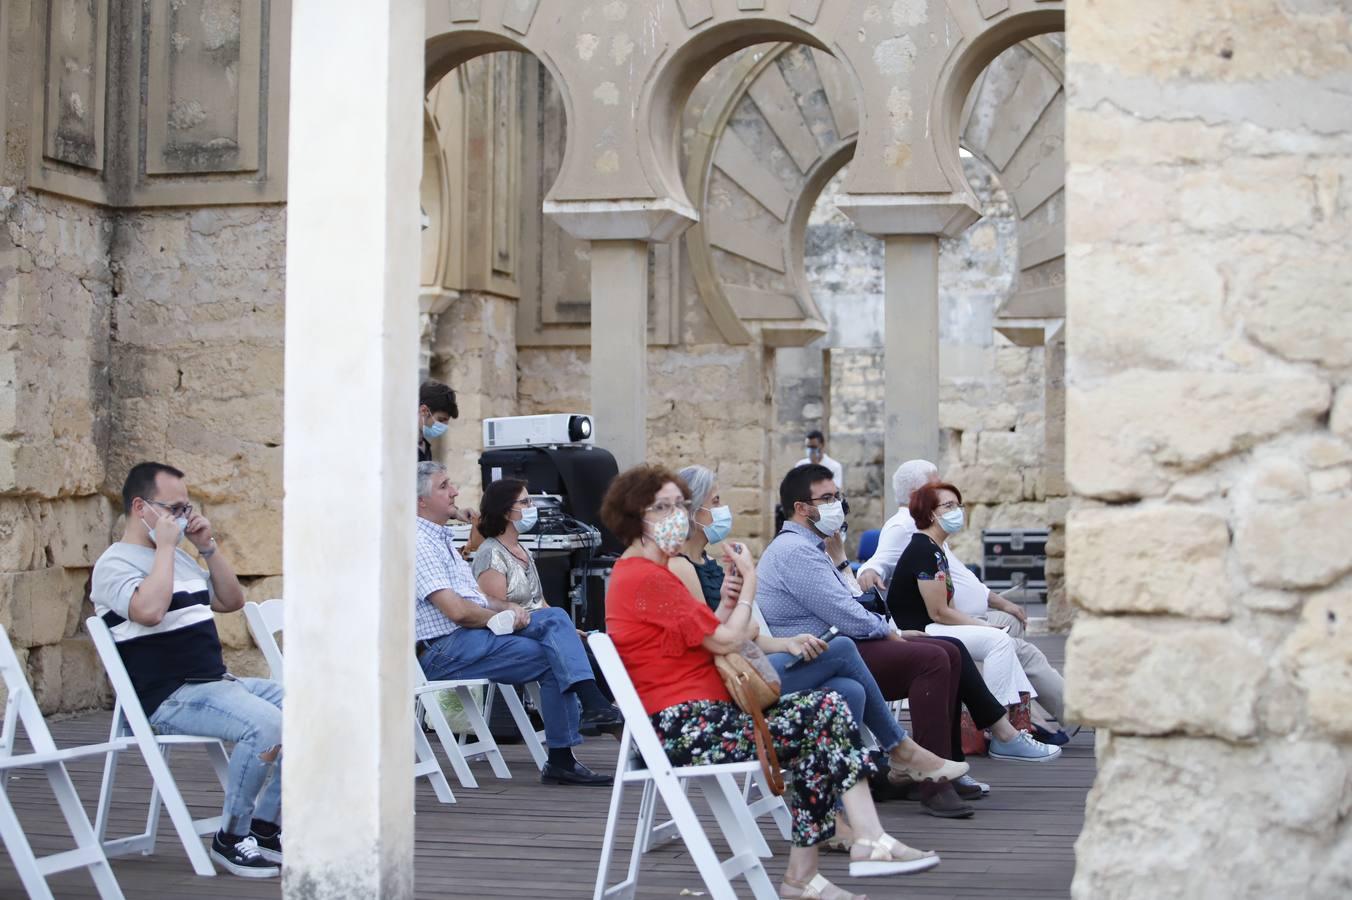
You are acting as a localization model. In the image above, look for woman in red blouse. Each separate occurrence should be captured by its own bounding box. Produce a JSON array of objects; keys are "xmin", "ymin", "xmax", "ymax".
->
[{"xmin": 603, "ymin": 465, "xmax": 940, "ymax": 900}]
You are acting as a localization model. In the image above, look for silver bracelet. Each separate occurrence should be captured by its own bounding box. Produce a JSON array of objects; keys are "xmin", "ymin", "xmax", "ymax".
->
[{"xmin": 200, "ymin": 539, "xmax": 217, "ymax": 560}]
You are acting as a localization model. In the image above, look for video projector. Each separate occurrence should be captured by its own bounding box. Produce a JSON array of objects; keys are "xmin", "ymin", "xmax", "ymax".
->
[{"xmin": 482, "ymin": 413, "xmax": 594, "ymax": 450}]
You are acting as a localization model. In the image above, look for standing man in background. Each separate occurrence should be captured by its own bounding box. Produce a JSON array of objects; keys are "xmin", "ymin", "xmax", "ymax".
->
[
  {"xmin": 417, "ymin": 380, "xmax": 476, "ymax": 525},
  {"xmin": 797, "ymin": 429, "xmax": 845, "ymax": 492}
]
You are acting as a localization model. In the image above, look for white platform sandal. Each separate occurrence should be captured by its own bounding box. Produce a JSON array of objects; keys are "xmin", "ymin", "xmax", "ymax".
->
[
  {"xmin": 848, "ymin": 833, "xmax": 940, "ymax": 877},
  {"xmin": 779, "ymin": 872, "xmax": 868, "ymax": 899}
]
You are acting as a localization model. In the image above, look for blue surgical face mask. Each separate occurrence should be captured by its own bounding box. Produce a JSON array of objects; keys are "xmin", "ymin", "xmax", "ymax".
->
[
  {"xmin": 423, "ymin": 420, "xmax": 449, "ymax": 441},
  {"xmin": 939, "ymin": 508, "xmax": 965, "ymax": 534},
  {"xmin": 700, "ymin": 505, "xmax": 733, "ymax": 544},
  {"xmin": 515, "ymin": 506, "xmax": 538, "ymax": 533}
]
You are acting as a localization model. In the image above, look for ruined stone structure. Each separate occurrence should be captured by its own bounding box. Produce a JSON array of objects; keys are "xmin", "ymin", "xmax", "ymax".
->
[{"xmin": 6, "ymin": 0, "xmax": 1346, "ymax": 897}]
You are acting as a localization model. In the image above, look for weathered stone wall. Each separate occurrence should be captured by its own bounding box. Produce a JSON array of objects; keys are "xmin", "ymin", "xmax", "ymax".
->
[
  {"xmin": 1, "ymin": 7, "xmax": 115, "ymax": 712},
  {"xmin": 1065, "ymin": 2, "xmax": 1352, "ymax": 895},
  {"xmin": 801, "ymin": 158, "xmax": 1044, "ymax": 561}
]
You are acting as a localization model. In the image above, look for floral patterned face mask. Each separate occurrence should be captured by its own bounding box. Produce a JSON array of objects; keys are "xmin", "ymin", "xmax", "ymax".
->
[{"xmin": 647, "ymin": 508, "xmax": 689, "ymax": 556}]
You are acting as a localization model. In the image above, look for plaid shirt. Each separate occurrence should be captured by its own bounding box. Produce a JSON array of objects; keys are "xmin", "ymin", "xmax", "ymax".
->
[
  {"xmin": 414, "ymin": 516, "xmax": 490, "ymax": 641},
  {"xmin": 756, "ymin": 521, "xmax": 892, "ymax": 640}
]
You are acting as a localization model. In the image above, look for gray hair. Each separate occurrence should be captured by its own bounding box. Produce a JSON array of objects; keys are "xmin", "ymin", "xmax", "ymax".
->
[
  {"xmin": 416, "ymin": 461, "xmax": 447, "ymax": 498},
  {"xmin": 892, "ymin": 459, "xmax": 939, "ymax": 507},
  {"xmin": 678, "ymin": 464, "xmax": 717, "ymax": 537}
]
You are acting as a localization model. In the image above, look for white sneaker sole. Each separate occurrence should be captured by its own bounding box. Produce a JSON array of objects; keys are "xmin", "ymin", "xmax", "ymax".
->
[
  {"xmin": 988, "ymin": 746, "xmax": 1062, "ymax": 763},
  {"xmin": 210, "ymin": 849, "xmax": 280, "ymax": 878},
  {"xmin": 849, "ymin": 854, "xmax": 940, "ymax": 877}
]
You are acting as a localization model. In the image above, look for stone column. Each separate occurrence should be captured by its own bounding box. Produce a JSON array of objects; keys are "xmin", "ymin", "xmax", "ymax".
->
[
  {"xmin": 282, "ymin": 0, "xmax": 421, "ymax": 896},
  {"xmin": 544, "ymin": 200, "xmax": 696, "ymax": 470},
  {"xmin": 838, "ymin": 197, "xmax": 981, "ymax": 480},
  {"xmin": 589, "ymin": 240, "xmax": 650, "ymax": 469}
]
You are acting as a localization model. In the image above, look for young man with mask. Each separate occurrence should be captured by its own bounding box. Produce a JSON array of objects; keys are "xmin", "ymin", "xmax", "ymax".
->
[
  {"xmin": 413, "ymin": 462, "xmax": 620, "ymax": 786},
  {"xmin": 795, "ymin": 429, "xmax": 844, "ymax": 492},
  {"xmin": 756, "ymin": 464, "xmax": 978, "ymax": 817},
  {"xmin": 417, "ymin": 380, "xmax": 459, "ymax": 463},
  {"xmin": 91, "ymin": 463, "xmax": 284, "ymax": 878}
]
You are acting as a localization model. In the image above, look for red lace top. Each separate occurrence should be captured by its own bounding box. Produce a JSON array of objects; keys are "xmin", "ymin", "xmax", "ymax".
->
[{"xmin": 605, "ymin": 557, "xmax": 732, "ymax": 715}]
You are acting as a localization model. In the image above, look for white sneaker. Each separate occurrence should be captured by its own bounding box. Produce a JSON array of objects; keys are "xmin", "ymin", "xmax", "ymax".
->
[{"xmin": 988, "ymin": 731, "xmax": 1062, "ymax": 762}]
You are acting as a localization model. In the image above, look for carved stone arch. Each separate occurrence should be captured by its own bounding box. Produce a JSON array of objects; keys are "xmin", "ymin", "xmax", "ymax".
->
[{"xmin": 686, "ymin": 35, "xmax": 1064, "ymax": 347}]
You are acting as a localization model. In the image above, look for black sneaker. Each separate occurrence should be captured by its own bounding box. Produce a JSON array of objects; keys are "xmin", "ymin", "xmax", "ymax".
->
[
  {"xmin": 248, "ymin": 828, "xmax": 282, "ymax": 865},
  {"xmin": 210, "ymin": 832, "xmax": 281, "ymax": 878}
]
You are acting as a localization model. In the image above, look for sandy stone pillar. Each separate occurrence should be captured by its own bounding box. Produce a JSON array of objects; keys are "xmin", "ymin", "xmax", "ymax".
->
[
  {"xmin": 544, "ymin": 201, "xmax": 696, "ymax": 470},
  {"xmin": 839, "ymin": 198, "xmax": 981, "ymax": 480},
  {"xmin": 590, "ymin": 240, "xmax": 650, "ymax": 468},
  {"xmin": 282, "ymin": 0, "xmax": 421, "ymax": 896}
]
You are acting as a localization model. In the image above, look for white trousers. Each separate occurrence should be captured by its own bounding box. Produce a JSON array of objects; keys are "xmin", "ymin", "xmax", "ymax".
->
[{"xmin": 923, "ymin": 622, "xmax": 1036, "ymax": 707}]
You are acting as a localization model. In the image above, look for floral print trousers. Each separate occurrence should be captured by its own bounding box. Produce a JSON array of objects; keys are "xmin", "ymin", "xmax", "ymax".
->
[{"xmin": 650, "ymin": 689, "xmax": 875, "ymax": 847}]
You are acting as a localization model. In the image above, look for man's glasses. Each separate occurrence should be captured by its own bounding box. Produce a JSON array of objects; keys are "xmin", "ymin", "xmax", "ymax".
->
[
  {"xmin": 807, "ymin": 492, "xmax": 843, "ymax": 505},
  {"xmin": 146, "ymin": 499, "xmax": 193, "ymax": 518}
]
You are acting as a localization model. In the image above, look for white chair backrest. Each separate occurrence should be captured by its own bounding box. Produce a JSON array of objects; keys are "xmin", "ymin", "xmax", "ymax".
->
[
  {"xmin": 587, "ymin": 633, "xmax": 678, "ymax": 770},
  {"xmin": 750, "ymin": 603, "xmax": 773, "ymax": 637},
  {"xmin": 86, "ymin": 616, "xmax": 159, "ymax": 741},
  {"xmin": 243, "ymin": 599, "xmax": 285, "ymax": 683},
  {"xmin": 0, "ymin": 625, "xmax": 58, "ymax": 757}
]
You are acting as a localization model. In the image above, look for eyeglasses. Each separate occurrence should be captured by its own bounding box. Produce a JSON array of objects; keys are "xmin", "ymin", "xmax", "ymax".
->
[
  {"xmin": 146, "ymin": 499, "xmax": 193, "ymax": 518},
  {"xmin": 511, "ymin": 498, "xmax": 535, "ymax": 508},
  {"xmin": 644, "ymin": 499, "xmax": 691, "ymax": 518},
  {"xmin": 807, "ymin": 492, "xmax": 843, "ymax": 505},
  {"xmin": 935, "ymin": 500, "xmax": 964, "ymax": 512}
]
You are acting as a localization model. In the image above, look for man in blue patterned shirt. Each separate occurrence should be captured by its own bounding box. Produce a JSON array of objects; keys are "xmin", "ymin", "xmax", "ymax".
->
[
  {"xmin": 758, "ymin": 464, "xmax": 980, "ymax": 817},
  {"xmin": 413, "ymin": 462, "xmax": 618, "ymax": 786}
]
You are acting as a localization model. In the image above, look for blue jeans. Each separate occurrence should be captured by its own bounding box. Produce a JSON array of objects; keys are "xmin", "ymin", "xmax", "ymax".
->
[
  {"xmin": 149, "ymin": 675, "xmax": 283, "ymax": 836},
  {"xmin": 420, "ymin": 607, "xmax": 588, "ymax": 749},
  {"xmin": 769, "ymin": 638, "xmax": 906, "ymax": 752}
]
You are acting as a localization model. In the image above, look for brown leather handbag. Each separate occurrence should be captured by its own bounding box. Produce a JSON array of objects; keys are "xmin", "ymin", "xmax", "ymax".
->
[{"xmin": 713, "ymin": 641, "xmax": 786, "ymax": 796}]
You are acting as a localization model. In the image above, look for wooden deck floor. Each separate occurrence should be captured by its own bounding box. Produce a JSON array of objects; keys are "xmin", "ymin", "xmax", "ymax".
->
[{"xmin": 1, "ymin": 634, "xmax": 1091, "ymax": 899}]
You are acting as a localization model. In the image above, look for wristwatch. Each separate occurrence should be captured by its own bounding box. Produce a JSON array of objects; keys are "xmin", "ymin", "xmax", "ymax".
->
[
  {"xmin": 836, "ymin": 559, "xmax": 850, "ymax": 572},
  {"xmin": 200, "ymin": 538, "xmax": 218, "ymax": 560}
]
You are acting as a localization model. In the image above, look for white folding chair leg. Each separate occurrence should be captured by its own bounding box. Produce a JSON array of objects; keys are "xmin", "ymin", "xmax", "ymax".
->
[
  {"xmin": 712, "ymin": 773, "xmax": 772, "ymax": 858},
  {"xmin": 420, "ymin": 693, "xmax": 480, "ymax": 789},
  {"xmin": 0, "ymin": 784, "xmax": 57, "ymax": 900},
  {"xmin": 43, "ymin": 762, "xmax": 126, "ymax": 899},
  {"xmin": 742, "ymin": 772, "xmax": 792, "ymax": 842},
  {"xmin": 413, "ymin": 720, "xmax": 455, "ymax": 804},
  {"xmin": 593, "ymin": 736, "xmax": 640, "ymax": 900},
  {"xmin": 640, "ymin": 778, "xmax": 685, "ymax": 852},
  {"xmin": 501, "ymin": 683, "xmax": 548, "ymax": 770},
  {"xmin": 452, "ymin": 685, "xmax": 511, "ymax": 779}
]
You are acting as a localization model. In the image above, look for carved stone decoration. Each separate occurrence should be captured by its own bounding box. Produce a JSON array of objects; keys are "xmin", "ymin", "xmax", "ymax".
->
[
  {"xmin": 27, "ymin": 0, "xmax": 289, "ymax": 207},
  {"xmin": 28, "ymin": 0, "xmax": 110, "ymax": 203},
  {"xmin": 684, "ymin": 37, "xmax": 1065, "ymax": 348},
  {"xmin": 145, "ymin": 0, "xmax": 262, "ymax": 175}
]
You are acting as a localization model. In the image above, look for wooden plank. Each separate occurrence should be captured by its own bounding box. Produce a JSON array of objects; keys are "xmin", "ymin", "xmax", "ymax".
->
[
  {"xmin": 747, "ymin": 60, "xmax": 823, "ymax": 174},
  {"xmin": 714, "ymin": 127, "xmax": 794, "ymax": 221},
  {"xmin": 0, "ymin": 633, "xmax": 1092, "ymax": 900}
]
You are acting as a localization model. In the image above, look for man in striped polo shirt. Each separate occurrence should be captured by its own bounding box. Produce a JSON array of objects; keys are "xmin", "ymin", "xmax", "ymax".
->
[{"xmin": 91, "ymin": 462, "xmax": 283, "ymax": 878}]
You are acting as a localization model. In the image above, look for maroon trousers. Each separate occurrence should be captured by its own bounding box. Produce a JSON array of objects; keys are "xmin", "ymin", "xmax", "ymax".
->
[{"xmin": 856, "ymin": 636, "xmax": 963, "ymax": 760}]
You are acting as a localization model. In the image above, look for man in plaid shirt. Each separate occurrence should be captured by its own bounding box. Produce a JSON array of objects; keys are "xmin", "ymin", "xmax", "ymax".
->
[{"xmin": 413, "ymin": 462, "xmax": 618, "ymax": 786}]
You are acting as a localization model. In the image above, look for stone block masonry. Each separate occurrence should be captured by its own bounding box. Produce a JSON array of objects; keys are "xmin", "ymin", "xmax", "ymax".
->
[{"xmin": 1065, "ymin": 0, "xmax": 1352, "ymax": 894}]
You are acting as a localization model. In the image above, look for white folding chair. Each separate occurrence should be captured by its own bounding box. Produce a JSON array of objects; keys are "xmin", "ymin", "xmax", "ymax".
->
[
  {"xmin": 243, "ymin": 601, "xmax": 458, "ymax": 804},
  {"xmin": 86, "ymin": 616, "xmax": 231, "ymax": 877},
  {"xmin": 0, "ymin": 626, "xmax": 126, "ymax": 899},
  {"xmin": 588, "ymin": 633, "xmax": 778, "ymax": 900}
]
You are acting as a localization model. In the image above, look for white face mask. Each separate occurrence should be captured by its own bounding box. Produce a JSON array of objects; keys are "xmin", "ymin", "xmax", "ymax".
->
[
  {"xmin": 811, "ymin": 500, "xmax": 844, "ymax": 536},
  {"xmin": 144, "ymin": 514, "xmax": 188, "ymax": 546},
  {"xmin": 939, "ymin": 507, "xmax": 965, "ymax": 534},
  {"xmin": 515, "ymin": 506, "xmax": 538, "ymax": 533}
]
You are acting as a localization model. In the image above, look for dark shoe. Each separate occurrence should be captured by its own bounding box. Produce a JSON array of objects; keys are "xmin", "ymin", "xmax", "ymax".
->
[
  {"xmin": 953, "ymin": 774, "xmax": 989, "ymax": 800},
  {"xmin": 541, "ymin": 760, "xmax": 613, "ymax": 786},
  {"xmin": 579, "ymin": 704, "xmax": 624, "ymax": 738},
  {"xmin": 919, "ymin": 782, "xmax": 974, "ymax": 819},
  {"xmin": 210, "ymin": 832, "xmax": 280, "ymax": 878},
  {"xmin": 1031, "ymin": 723, "xmax": 1071, "ymax": 746},
  {"xmin": 248, "ymin": 825, "xmax": 282, "ymax": 865}
]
